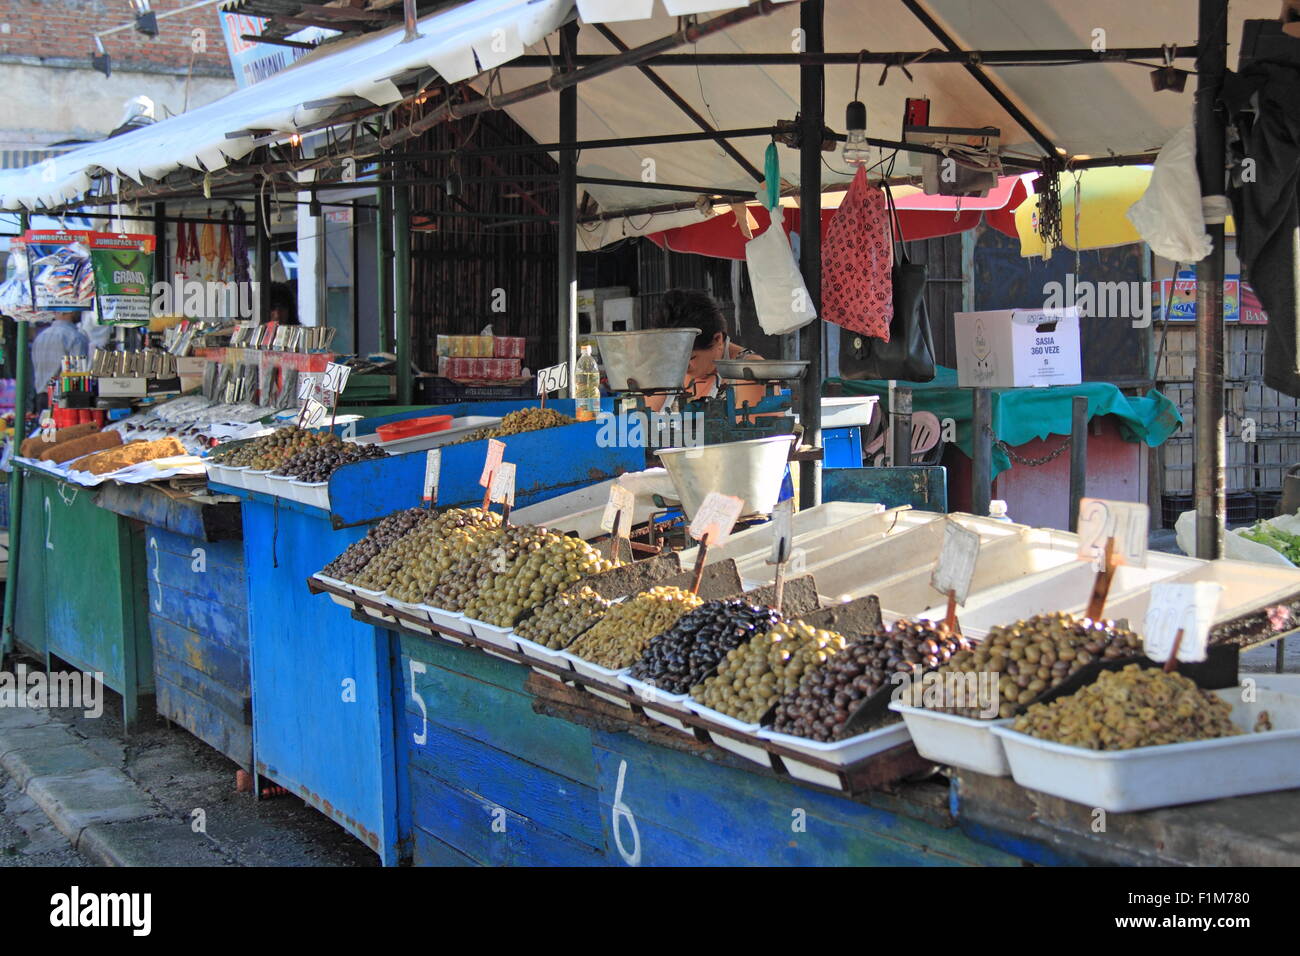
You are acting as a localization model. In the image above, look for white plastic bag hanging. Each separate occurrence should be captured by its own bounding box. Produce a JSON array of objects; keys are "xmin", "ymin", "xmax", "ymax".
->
[
  {"xmin": 1126, "ymin": 125, "xmax": 1213, "ymax": 262},
  {"xmin": 745, "ymin": 144, "xmax": 817, "ymax": 336}
]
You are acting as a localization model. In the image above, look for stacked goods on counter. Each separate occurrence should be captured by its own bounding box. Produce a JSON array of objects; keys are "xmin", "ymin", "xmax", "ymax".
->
[
  {"xmin": 514, "ymin": 586, "xmax": 611, "ymax": 649},
  {"xmin": 210, "ymin": 426, "xmax": 338, "ymax": 470},
  {"xmin": 1013, "ymin": 664, "xmax": 1241, "ymax": 749},
  {"xmin": 628, "ymin": 600, "xmax": 783, "ymax": 694},
  {"xmin": 445, "ymin": 407, "xmax": 574, "ymax": 446},
  {"xmin": 566, "ymin": 586, "xmax": 704, "ymax": 669},
  {"xmin": 463, "ymin": 533, "xmax": 612, "ymax": 626},
  {"xmin": 72, "ymin": 436, "xmax": 187, "ymax": 474},
  {"xmin": 271, "ymin": 440, "xmax": 387, "ymax": 482},
  {"xmin": 773, "ymin": 620, "xmax": 968, "ymax": 742},
  {"xmin": 691, "ymin": 620, "xmax": 847, "ymax": 723},
  {"xmin": 19, "ymin": 423, "xmax": 97, "ymax": 458},
  {"xmin": 36, "ymin": 429, "xmax": 121, "ymax": 464},
  {"xmin": 911, "ymin": 612, "xmax": 1144, "ymax": 719},
  {"xmin": 322, "ymin": 508, "xmax": 434, "ymax": 580}
]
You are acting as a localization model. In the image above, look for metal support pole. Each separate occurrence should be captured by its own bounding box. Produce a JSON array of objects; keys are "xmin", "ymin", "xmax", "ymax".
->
[
  {"xmin": 558, "ymin": 21, "xmax": 579, "ymax": 393},
  {"xmin": 393, "ymin": 185, "xmax": 413, "ymax": 404},
  {"xmin": 797, "ymin": 0, "xmax": 824, "ymax": 509},
  {"xmin": 1068, "ymin": 395, "xmax": 1088, "ymax": 531},
  {"xmin": 1194, "ymin": 0, "xmax": 1228, "ymax": 559},
  {"xmin": 153, "ymin": 202, "xmax": 167, "ymax": 284},
  {"xmin": 255, "ymin": 193, "xmax": 272, "ymax": 324},
  {"xmin": 891, "ymin": 388, "xmax": 913, "ymax": 467},
  {"xmin": 2, "ymin": 212, "xmax": 31, "ymax": 658},
  {"xmin": 972, "ymin": 388, "xmax": 992, "ymax": 517},
  {"xmin": 377, "ymin": 171, "xmax": 393, "ymax": 353}
]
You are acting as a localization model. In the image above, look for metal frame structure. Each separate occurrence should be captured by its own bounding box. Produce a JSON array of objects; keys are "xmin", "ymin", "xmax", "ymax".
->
[{"xmin": 1, "ymin": 0, "xmax": 1236, "ymax": 656}]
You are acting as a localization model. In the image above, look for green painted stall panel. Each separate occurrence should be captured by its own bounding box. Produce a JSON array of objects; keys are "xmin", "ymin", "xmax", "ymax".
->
[
  {"xmin": 15, "ymin": 467, "xmax": 153, "ymax": 727},
  {"xmin": 13, "ymin": 470, "xmax": 49, "ymax": 659}
]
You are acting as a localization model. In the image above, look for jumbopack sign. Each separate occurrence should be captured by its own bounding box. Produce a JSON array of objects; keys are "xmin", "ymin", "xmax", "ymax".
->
[{"xmin": 953, "ymin": 307, "xmax": 1082, "ymax": 388}]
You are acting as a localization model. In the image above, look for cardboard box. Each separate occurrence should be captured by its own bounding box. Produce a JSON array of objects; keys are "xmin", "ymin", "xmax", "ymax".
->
[
  {"xmin": 436, "ymin": 335, "xmax": 494, "ymax": 357},
  {"xmin": 601, "ymin": 297, "xmax": 639, "ymax": 332},
  {"xmin": 98, "ymin": 376, "xmax": 149, "ymax": 397},
  {"xmin": 953, "ymin": 307, "xmax": 1082, "ymax": 388}
]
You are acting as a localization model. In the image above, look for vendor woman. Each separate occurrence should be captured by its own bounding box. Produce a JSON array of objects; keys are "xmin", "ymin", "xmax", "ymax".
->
[{"xmin": 646, "ymin": 289, "xmax": 766, "ymax": 412}]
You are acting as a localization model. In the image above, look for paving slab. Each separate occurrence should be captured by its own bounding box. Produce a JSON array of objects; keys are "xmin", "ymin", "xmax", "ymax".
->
[
  {"xmin": 0, "ymin": 707, "xmax": 52, "ymax": 731},
  {"xmin": 25, "ymin": 767, "xmax": 160, "ymax": 846},
  {"xmin": 78, "ymin": 819, "xmax": 231, "ymax": 867},
  {"xmin": 1, "ymin": 743, "xmax": 103, "ymax": 790},
  {"xmin": 0, "ymin": 722, "xmax": 76, "ymax": 759}
]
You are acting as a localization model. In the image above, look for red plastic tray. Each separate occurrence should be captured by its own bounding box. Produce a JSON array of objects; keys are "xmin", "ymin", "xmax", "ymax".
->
[{"xmin": 376, "ymin": 414, "xmax": 453, "ymax": 442}]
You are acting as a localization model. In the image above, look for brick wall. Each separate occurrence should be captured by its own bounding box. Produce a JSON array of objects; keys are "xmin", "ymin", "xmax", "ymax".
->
[{"xmin": 0, "ymin": 0, "xmax": 232, "ymax": 75}]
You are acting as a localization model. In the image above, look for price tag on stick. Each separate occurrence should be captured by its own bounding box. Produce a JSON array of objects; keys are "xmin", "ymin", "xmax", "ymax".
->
[
  {"xmin": 323, "ymin": 361, "xmax": 351, "ymax": 395},
  {"xmin": 1076, "ymin": 498, "xmax": 1149, "ymax": 570},
  {"xmin": 766, "ymin": 499, "xmax": 795, "ymax": 613},
  {"xmin": 489, "ymin": 461, "xmax": 516, "ymax": 507},
  {"xmin": 689, "ymin": 492, "xmax": 744, "ymax": 548},
  {"xmin": 480, "ymin": 439, "xmax": 506, "ymax": 488},
  {"xmin": 299, "ymin": 397, "xmax": 329, "ymax": 427},
  {"xmin": 931, "ymin": 519, "xmax": 980, "ymax": 632},
  {"xmin": 422, "ymin": 448, "xmax": 441, "ymax": 507},
  {"xmin": 1143, "ymin": 582, "xmax": 1221, "ymax": 667},
  {"xmin": 601, "ymin": 484, "xmax": 635, "ymax": 566},
  {"xmin": 536, "ymin": 362, "xmax": 569, "ymax": 408}
]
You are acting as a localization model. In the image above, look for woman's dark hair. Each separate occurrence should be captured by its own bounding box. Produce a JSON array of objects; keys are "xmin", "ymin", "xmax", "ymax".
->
[{"xmin": 655, "ymin": 288, "xmax": 727, "ymax": 351}]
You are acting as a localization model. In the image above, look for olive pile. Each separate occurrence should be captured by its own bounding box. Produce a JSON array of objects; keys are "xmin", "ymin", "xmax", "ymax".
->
[
  {"xmin": 447, "ymin": 407, "xmax": 574, "ymax": 446},
  {"xmin": 427, "ymin": 526, "xmax": 545, "ymax": 611},
  {"xmin": 352, "ymin": 508, "xmax": 498, "ymax": 593},
  {"xmin": 212, "ymin": 426, "xmax": 337, "ymax": 470},
  {"xmin": 515, "ymin": 586, "xmax": 611, "ymax": 650},
  {"xmin": 627, "ymin": 601, "xmax": 782, "ymax": 695},
  {"xmin": 381, "ymin": 510, "xmax": 502, "ymax": 601},
  {"xmin": 773, "ymin": 620, "xmax": 968, "ymax": 741},
  {"xmin": 272, "ymin": 440, "xmax": 388, "ymax": 482},
  {"xmin": 929, "ymin": 612, "xmax": 1144, "ymax": 719},
  {"xmin": 691, "ymin": 620, "xmax": 847, "ymax": 723},
  {"xmin": 323, "ymin": 507, "xmax": 432, "ymax": 580},
  {"xmin": 464, "ymin": 533, "xmax": 612, "ymax": 627},
  {"xmin": 566, "ymin": 586, "xmax": 704, "ymax": 670},
  {"xmin": 1014, "ymin": 664, "xmax": 1241, "ymax": 750}
]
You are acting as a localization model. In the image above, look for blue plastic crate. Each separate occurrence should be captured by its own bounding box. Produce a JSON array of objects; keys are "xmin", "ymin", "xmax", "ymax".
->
[{"xmin": 822, "ymin": 426, "xmax": 863, "ymax": 469}]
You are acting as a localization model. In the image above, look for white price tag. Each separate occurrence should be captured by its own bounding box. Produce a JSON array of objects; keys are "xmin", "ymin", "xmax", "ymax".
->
[
  {"xmin": 323, "ymin": 362, "xmax": 351, "ymax": 395},
  {"xmin": 689, "ymin": 492, "xmax": 744, "ymax": 547},
  {"xmin": 489, "ymin": 461, "xmax": 516, "ymax": 506},
  {"xmin": 768, "ymin": 498, "xmax": 794, "ymax": 565},
  {"xmin": 299, "ymin": 397, "xmax": 329, "ymax": 427},
  {"xmin": 423, "ymin": 448, "xmax": 441, "ymax": 504},
  {"xmin": 1076, "ymin": 498, "xmax": 1149, "ymax": 569},
  {"xmin": 479, "ymin": 438, "xmax": 506, "ymax": 487},
  {"xmin": 931, "ymin": 519, "xmax": 981, "ymax": 605},
  {"xmin": 1142, "ymin": 582, "xmax": 1221, "ymax": 664},
  {"xmin": 536, "ymin": 362, "xmax": 569, "ymax": 396},
  {"xmin": 297, "ymin": 373, "xmax": 321, "ymax": 401},
  {"xmin": 601, "ymin": 484, "xmax": 635, "ymax": 537}
]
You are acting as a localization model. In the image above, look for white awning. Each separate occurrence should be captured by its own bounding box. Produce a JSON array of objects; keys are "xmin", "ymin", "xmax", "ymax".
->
[{"xmin": 0, "ymin": 0, "xmax": 1278, "ymax": 219}]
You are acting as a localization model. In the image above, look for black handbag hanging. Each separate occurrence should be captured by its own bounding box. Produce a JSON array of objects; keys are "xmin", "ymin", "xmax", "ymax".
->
[{"xmin": 838, "ymin": 180, "xmax": 937, "ymax": 383}]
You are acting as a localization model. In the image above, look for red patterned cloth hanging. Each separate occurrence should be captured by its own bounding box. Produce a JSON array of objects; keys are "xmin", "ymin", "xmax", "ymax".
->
[{"xmin": 821, "ymin": 166, "xmax": 894, "ymax": 341}]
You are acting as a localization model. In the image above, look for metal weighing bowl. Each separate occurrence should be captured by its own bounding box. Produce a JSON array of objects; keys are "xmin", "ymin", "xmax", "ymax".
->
[
  {"xmin": 592, "ymin": 328, "xmax": 699, "ymax": 392},
  {"xmin": 715, "ymin": 359, "xmax": 809, "ymax": 381},
  {"xmin": 657, "ymin": 434, "xmax": 797, "ymax": 520}
]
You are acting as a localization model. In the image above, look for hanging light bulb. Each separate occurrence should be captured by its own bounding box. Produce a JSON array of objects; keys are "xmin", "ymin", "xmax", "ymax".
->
[{"xmin": 843, "ymin": 99, "xmax": 869, "ymax": 166}]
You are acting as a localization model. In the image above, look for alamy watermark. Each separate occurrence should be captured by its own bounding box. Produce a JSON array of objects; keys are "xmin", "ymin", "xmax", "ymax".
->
[
  {"xmin": 151, "ymin": 276, "xmax": 261, "ymax": 320},
  {"xmin": 1042, "ymin": 273, "xmax": 1152, "ymax": 329},
  {"xmin": 595, "ymin": 409, "xmax": 705, "ymax": 450},
  {"xmin": 0, "ymin": 663, "xmax": 103, "ymax": 718}
]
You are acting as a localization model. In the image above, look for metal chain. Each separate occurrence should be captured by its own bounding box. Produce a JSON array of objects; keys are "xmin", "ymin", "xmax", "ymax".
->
[{"xmin": 994, "ymin": 433, "xmax": 1073, "ymax": 467}]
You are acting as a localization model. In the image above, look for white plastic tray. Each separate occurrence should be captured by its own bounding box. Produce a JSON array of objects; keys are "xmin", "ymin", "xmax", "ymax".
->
[
  {"xmin": 312, "ymin": 573, "xmax": 358, "ymax": 610},
  {"xmin": 556, "ymin": 651, "xmax": 633, "ymax": 709},
  {"xmin": 888, "ymin": 701, "xmax": 1015, "ymax": 776},
  {"xmin": 243, "ymin": 468, "xmax": 275, "ymax": 495},
  {"xmin": 621, "ymin": 674, "xmax": 693, "ymax": 731},
  {"xmin": 291, "ymin": 479, "xmax": 330, "ymax": 510},
  {"xmin": 355, "ymin": 415, "xmax": 502, "ymax": 453},
  {"xmin": 759, "ymin": 720, "xmax": 911, "ymax": 789},
  {"xmin": 990, "ymin": 687, "xmax": 1300, "ymax": 812},
  {"xmin": 512, "ymin": 634, "xmax": 575, "ymax": 679},
  {"xmin": 465, "ymin": 617, "xmax": 519, "ymax": 656},
  {"xmin": 418, "ymin": 605, "xmax": 468, "ymax": 644},
  {"xmin": 205, "ymin": 461, "xmax": 239, "ymax": 485},
  {"xmin": 819, "ymin": 395, "xmax": 880, "ymax": 429},
  {"xmin": 683, "ymin": 699, "xmax": 771, "ymax": 766}
]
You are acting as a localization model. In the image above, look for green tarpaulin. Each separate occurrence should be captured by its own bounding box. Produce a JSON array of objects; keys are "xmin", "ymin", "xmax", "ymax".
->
[{"xmin": 825, "ymin": 367, "xmax": 1182, "ymax": 477}]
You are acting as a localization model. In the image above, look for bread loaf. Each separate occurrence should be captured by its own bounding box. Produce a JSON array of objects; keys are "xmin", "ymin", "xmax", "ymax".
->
[
  {"xmin": 74, "ymin": 437, "xmax": 187, "ymax": 475},
  {"xmin": 39, "ymin": 429, "xmax": 122, "ymax": 464},
  {"xmin": 20, "ymin": 423, "xmax": 97, "ymax": 459}
]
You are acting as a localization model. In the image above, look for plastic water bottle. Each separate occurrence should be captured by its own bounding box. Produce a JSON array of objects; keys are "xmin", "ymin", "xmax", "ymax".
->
[
  {"xmin": 574, "ymin": 345, "xmax": 600, "ymax": 422},
  {"xmin": 988, "ymin": 499, "xmax": 1013, "ymax": 523}
]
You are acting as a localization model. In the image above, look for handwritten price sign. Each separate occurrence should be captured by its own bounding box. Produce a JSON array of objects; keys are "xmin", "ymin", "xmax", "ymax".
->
[
  {"xmin": 536, "ymin": 362, "xmax": 569, "ymax": 396},
  {"xmin": 931, "ymin": 519, "xmax": 981, "ymax": 605},
  {"xmin": 1076, "ymin": 498, "xmax": 1149, "ymax": 570},
  {"xmin": 689, "ymin": 492, "xmax": 744, "ymax": 547}
]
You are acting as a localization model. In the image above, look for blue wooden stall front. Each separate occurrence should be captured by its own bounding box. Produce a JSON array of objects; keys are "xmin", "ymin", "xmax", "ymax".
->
[
  {"xmin": 392, "ymin": 631, "xmax": 1025, "ymax": 866},
  {"xmin": 96, "ymin": 484, "xmax": 251, "ymax": 769},
  {"xmin": 211, "ymin": 400, "xmax": 644, "ymax": 863}
]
